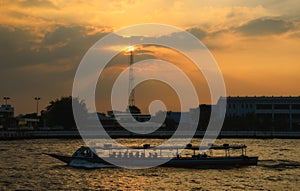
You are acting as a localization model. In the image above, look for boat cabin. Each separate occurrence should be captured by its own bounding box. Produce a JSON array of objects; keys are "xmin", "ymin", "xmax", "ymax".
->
[{"xmin": 72, "ymin": 146, "xmax": 96, "ymax": 158}]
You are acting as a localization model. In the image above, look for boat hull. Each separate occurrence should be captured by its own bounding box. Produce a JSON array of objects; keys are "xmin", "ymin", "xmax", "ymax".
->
[
  {"xmin": 162, "ymin": 156, "xmax": 258, "ymax": 168},
  {"xmin": 45, "ymin": 153, "xmax": 258, "ymax": 168}
]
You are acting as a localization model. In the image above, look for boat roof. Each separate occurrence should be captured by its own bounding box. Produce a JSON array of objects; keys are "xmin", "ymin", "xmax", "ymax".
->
[{"xmin": 86, "ymin": 144, "xmax": 247, "ymax": 150}]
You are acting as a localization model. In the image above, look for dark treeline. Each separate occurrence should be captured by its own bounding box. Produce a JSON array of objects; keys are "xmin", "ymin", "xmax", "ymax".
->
[{"xmin": 7, "ymin": 96, "xmax": 87, "ymax": 130}]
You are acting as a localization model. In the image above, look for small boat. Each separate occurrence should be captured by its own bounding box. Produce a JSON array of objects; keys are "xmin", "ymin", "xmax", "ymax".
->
[{"xmin": 44, "ymin": 143, "xmax": 258, "ymax": 169}]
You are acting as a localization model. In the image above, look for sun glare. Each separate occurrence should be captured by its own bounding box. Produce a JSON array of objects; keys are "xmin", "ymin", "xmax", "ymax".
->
[{"xmin": 128, "ymin": 46, "xmax": 135, "ymax": 52}]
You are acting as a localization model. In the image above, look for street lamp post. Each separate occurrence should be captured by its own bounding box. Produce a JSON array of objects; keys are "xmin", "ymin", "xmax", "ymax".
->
[
  {"xmin": 34, "ymin": 97, "xmax": 41, "ymax": 116},
  {"xmin": 3, "ymin": 97, "xmax": 10, "ymax": 129},
  {"xmin": 3, "ymin": 96, "xmax": 10, "ymax": 106}
]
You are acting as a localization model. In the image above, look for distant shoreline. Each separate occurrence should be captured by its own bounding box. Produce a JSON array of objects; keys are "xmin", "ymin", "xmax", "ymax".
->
[{"xmin": 1, "ymin": 130, "xmax": 300, "ymax": 140}]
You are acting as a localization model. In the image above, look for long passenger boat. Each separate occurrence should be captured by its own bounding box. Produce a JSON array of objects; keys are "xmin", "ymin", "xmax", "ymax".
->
[{"xmin": 45, "ymin": 143, "xmax": 258, "ymax": 168}]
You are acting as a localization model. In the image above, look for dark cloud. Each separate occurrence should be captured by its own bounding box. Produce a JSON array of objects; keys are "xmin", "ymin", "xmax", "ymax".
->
[
  {"xmin": 186, "ymin": 28, "xmax": 207, "ymax": 40},
  {"xmin": 0, "ymin": 23, "xmax": 207, "ymax": 77},
  {"xmin": 0, "ymin": 25, "xmax": 107, "ymax": 70},
  {"xmin": 0, "ymin": 24, "xmax": 109, "ymax": 114},
  {"xmin": 19, "ymin": 0, "xmax": 58, "ymax": 9},
  {"xmin": 7, "ymin": 11, "xmax": 31, "ymax": 20},
  {"xmin": 43, "ymin": 26, "xmax": 86, "ymax": 45},
  {"xmin": 139, "ymin": 30, "xmax": 207, "ymax": 50},
  {"xmin": 236, "ymin": 18, "xmax": 294, "ymax": 36},
  {"xmin": 0, "ymin": 26, "xmax": 34, "ymax": 68}
]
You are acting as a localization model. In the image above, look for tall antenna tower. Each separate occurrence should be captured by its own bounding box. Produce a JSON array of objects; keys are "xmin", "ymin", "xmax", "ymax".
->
[{"xmin": 128, "ymin": 46, "xmax": 135, "ymax": 106}]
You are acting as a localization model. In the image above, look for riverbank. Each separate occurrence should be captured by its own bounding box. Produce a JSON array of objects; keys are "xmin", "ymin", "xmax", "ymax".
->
[{"xmin": 1, "ymin": 130, "xmax": 300, "ymax": 140}]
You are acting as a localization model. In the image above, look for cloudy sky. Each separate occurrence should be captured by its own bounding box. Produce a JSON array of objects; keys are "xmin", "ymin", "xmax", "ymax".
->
[{"xmin": 0, "ymin": 0, "xmax": 300, "ymax": 114}]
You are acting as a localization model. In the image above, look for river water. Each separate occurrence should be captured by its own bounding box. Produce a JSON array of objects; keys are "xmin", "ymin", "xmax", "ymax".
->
[{"xmin": 0, "ymin": 138, "xmax": 299, "ymax": 190}]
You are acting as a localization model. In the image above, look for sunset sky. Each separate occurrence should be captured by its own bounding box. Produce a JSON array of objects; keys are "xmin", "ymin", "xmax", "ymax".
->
[{"xmin": 0, "ymin": 0, "xmax": 299, "ymax": 114}]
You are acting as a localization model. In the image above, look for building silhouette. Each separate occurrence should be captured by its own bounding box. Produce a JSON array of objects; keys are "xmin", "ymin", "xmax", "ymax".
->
[
  {"xmin": 219, "ymin": 96, "xmax": 300, "ymax": 131},
  {"xmin": 0, "ymin": 104, "xmax": 15, "ymax": 129}
]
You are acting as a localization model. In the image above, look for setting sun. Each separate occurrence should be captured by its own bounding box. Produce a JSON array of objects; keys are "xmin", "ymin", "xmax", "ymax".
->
[{"xmin": 127, "ymin": 46, "xmax": 135, "ymax": 52}]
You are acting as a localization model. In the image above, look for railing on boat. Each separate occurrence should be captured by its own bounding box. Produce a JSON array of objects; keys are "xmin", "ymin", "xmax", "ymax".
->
[{"xmin": 83, "ymin": 144, "xmax": 248, "ymax": 158}]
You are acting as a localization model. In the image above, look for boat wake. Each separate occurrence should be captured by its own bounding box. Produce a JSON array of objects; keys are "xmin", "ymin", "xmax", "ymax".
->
[
  {"xmin": 69, "ymin": 159, "xmax": 115, "ymax": 169},
  {"xmin": 258, "ymin": 159, "xmax": 300, "ymax": 170}
]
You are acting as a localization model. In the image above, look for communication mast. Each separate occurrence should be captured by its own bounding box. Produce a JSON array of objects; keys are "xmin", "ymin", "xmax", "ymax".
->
[{"xmin": 128, "ymin": 46, "xmax": 135, "ymax": 107}]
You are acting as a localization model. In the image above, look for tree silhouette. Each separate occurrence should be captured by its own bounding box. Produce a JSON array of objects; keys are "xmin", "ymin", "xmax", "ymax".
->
[{"xmin": 44, "ymin": 96, "xmax": 87, "ymax": 130}]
